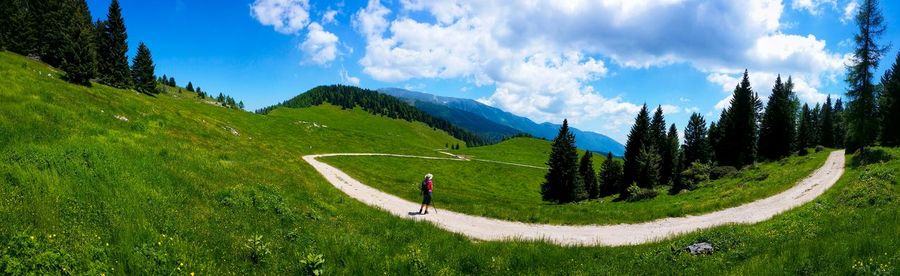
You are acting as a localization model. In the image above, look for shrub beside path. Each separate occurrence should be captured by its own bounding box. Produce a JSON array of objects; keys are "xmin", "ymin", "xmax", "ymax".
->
[{"xmin": 303, "ymin": 150, "xmax": 845, "ymax": 246}]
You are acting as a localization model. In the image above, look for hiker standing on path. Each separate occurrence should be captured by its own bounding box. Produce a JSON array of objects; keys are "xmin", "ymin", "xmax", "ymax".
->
[{"xmin": 419, "ymin": 174, "xmax": 433, "ymax": 214}]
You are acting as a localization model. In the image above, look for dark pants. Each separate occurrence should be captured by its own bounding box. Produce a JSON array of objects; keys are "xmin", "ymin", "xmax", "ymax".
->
[{"xmin": 422, "ymin": 192, "xmax": 432, "ymax": 204}]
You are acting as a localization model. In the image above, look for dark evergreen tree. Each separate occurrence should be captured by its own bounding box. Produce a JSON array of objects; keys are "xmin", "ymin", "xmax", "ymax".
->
[
  {"xmin": 169, "ymin": 77, "xmax": 176, "ymax": 87},
  {"xmin": 161, "ymin": 74, "xmax": 168, "ymax": 84},
  {"xmin": 542, "ymin": 120, "xmax": 583, "ymax": 203},
  {"xmin": 879, "ymin": 51, "xmax": 900, "ymax": 146},
  {"xmin": 660, "ymin": 124, "xmax": 679, "ymax": 186},
  {"xmin": 845, "ymin": 0, "xmax": 888, "ymax": 151},
  {"xmin": 238, "ymin": 101, "xmax": 245, "ymax": 110},
  {"xmin": 217, "ymin": 93, "xmax": 225, "ymax": 102},
  {"xmin": 811, "ymin": 103, "xmax": 822, "ymax": 145},
  {"xmin": 820, "ymin": 95, "xmax": 836, "ymax": 147},
  {"xmin": 719, "ymin": 70, "xmax": 762, "ymax": 167},
  {"xmin": 131, "ymin": 42, "xmax": 157, "ymax": 94},
  {"xmin": 834, "ymin": 98, "xmax": 846, "ymax": 148},
  {"xmin": 650, "ymin": 106, "xmax": 667, "ymax": 151},
  {"xmin": 682, "ymin": 113, "xmax": 711, "ymax": 165},
  {"xmin": 797, "ymin": 103, "xmax": 814, "ymax": 149},
  {"xmin": 622, "ymin": 105, "xmax": 651, "ymax": 193},
  {"xmin": 30, "ymin": 0, "xmax": 70, "ymax": 67},
  {"xmin": 708, "ymin": 121, "xmax": 722, "ymax": 163},
  {"xmin": 186, "ymin": 82, "xmax": 194, "ymax": 92},
  {"xmin": 598, "ymin": 152, "xmax": 622, "ymax": 197},
  {"xmin": 61, "ymin": 0, "xmax": 97, "ymax": 86},
  {"xmin": 579, "ymin": 151, "xmax": 599, "ymax": 200},
  {"xmin": 758, "ymin": 75, "xmax": 798, "ymax": 159},
  {"xmin": 97, "ymin": 0, "xmax": 131, "ymax": 88},
  {"xmin": 0, "ymin": 0, "xmax": 34, "ymax": 54},
  {"xmin": 636, "ymin": 146, "xmax": 661, "ymax": 189}
]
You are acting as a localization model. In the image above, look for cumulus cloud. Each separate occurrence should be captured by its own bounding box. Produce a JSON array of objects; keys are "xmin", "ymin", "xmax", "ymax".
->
[
  {"xmin": 351, "ymin": 0, "xmax": 848, "ymax": 135},
  {"xmin": 250, "ymin": 0, "xmax": 310, "ymax": 34},
  {"xmin": 322, "ymin": 9, "xmax": 339, "ymax": 25},
  {"xmin": 841, "ymin": 0, "xmax": 859, "ymax": 24},
  {"xmin": 300, "ymin": 22, "xmax": 339, "ymax": 64},
  {"xmin": 791, "ymin": 0, "xmax": 836, "ymax": 15}
]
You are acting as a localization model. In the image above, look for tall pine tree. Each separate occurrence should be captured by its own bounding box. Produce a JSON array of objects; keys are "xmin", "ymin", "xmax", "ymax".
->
[
  {"xmin": 622, "ymin": 105, "xmax": 651, "ymax": 193},
  {"xmin": 820, "ymin": 95, "xmax": 835, "ymax": 147},
  {"xmin": 879, "ymin": 51, "xmax": 900, "ymax": 146},
  {"xmin": 683, "ymin": 113, "xmax": 711, "ymax": 165},
  {"xmin": 97, "ymin": 0, "xmax": 131, "ymax": 88},
  {"xmin": 797, "ymin": 104, "xmax": 814, "ymax": 149},
  {"xmin": 131, "ymin": 42, "xmax": 157, "ymax": 94},
  {"xmin": 186, "ymin": 81, "xmax": 195, "ymax": 92},
  {"xmin": 709, "ymin": 121, "xmax": 722, "ymax": 164},
  {"xmin": 661, "ymin": 124, "xmax": 679, "ymax": 186},
  {"xmin": 845, "ymin": 0, "xmax": 888, "ymax": 151},
  {"xmin": 62, "ymin": 0, "xmax": 97, "ymax": 86},
  {"xmin": 719, "ymin": 70, "xmax": 762, "ymax": 167},
  {"xmin": 541, "ymin": 119, "xmax": 583, "ymax": 203},
  {"xmin": 579, "ymin": 151, "xmax": 599, "ymax": 200},
  {"xmin": 759, "ymin": 75, "xmax": 797, "ymax": 159},
  {"xmin": 598, "ymin": 152, "xmax": 622, "ymax": 197},
  {"xmin": 834, "ymin": 98, "xmax": 846, "ymax": 148}
]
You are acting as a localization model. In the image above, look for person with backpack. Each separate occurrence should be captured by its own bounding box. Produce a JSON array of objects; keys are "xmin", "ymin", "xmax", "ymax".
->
[{"xmin": 418, "ymin": 174, "xmax": 434, "ymax": 215}]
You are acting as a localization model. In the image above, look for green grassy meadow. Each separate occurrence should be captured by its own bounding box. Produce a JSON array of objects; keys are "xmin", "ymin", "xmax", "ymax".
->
[
  {"xmin": 321, "ymin": 150, "xmax": 830, "ymax": 225},
  {"xmin": 1, "ymin": 51, "xmax": 897, "ymax": 274}
]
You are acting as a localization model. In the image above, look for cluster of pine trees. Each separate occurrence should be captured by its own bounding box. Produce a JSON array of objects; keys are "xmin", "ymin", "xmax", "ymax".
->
[
  {"xmin": 215, "ymin": 92, "xmax": 245, "ymax": 110},
  {"xmin": 258, "ymin": 85, "xmax": 488, "ymax": 146},
  {"xmin": 540, "ymin": 120, "xmax": 622, "ymax": 203},
  {"xmin": 542, "ymin": 0, "xmax": 899, "ymax": 203},
  {"xmin": 0, "ymin": 0, "xmax": 160, "ymax": 94}
]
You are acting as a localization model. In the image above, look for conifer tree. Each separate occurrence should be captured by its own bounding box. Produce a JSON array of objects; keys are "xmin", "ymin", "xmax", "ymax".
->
[
  {"xmin": 541, "ymin": 120, "xmax": 583, "ymax": 203},
  {"xmin": 879, "ymin": 52, "xmax": 900, "ymax": 146},
  {"xmin": 0, "ymin": 0, "xmax": 33, "ymax": 54},
  {"xmin": 811, "ymin": 103, "xmax": 822, "ymax": 145},
  {"xmin": 186, "ymin": 82, "xmax": 195, "ymax": 92},
  {"xmin": 661, "ymin": 124, "xmax": 679, "ymax": 186},
  {"xmin": 30, "ymin": 0, "xmax": 70, "ymax": 67},
  {"xmin": 649, "ymin": 106, "xmax": 671, "ymax": 185},
  {"xmin": 845, "ymin": 0, "xmax": 888, "ymax": 151},
  {"xmin": 598, "ymin": 152, "xmax": 622, "ymax": 197},
  {"xmin": 217, "ymin": 93, "xmax": 225, "ymax": 102},
  {"xmin": 61, "ymin": 0, "xmax": 97, "ymax": 86},
  {"xmin": 169, "ymin": 77, "xmax": 176, "ymax": 87},
  {"xmin": 797, "ymin": 104, "xmax": 814, "ymax": 149},
  {"xmin": 131, "ymin": 42, "xmax": 157, "ymax": 94},
  {"xmin": 683, "ymin": 113, "xmax": 711, "ymax": 165},
  {"xmin": 719, "ymin": 70, "xmax": 762, "ymax": 167},
  {"xmin": 580, "ymin": 151, "xmax": 599, "ymax": 199},
  {"xmin": 622, "ymin": 105, "xmax": 651, "ymax": 193},
  {"xmin": 708, "ymin": 121, "xmax": 722, "ymax": 163},
  {"xmin": 834, "ymin": 98, "xmax": 846, "ymax": 148},
  {"xmin": 820, "ymin": 95, "xmax": 836, "ymax": 147},
  {"xmin": 239, "ymin": 101, "xmax": 245, "ymax": 110},
  {"xmin": 636, "ymin": 146, "xmax": 661, "ymax": 189},
  {"xmin": 97, "ymin": 0, "xmax": 131, "ymax": 88},
  {"xmin": 759, "ymin": 75, "xmax": 798, "ymax": 159}
]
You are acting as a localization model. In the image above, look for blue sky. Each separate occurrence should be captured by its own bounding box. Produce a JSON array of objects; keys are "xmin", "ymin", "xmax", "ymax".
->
[{"xmin": 85, "ymin": 0, "xmax": 900, "ymax": 143}]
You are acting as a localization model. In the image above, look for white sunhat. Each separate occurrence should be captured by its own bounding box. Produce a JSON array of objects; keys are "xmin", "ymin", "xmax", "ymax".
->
[{"xmin": 425, "ymin": 173, "xmax": 433, "ymax": 179}]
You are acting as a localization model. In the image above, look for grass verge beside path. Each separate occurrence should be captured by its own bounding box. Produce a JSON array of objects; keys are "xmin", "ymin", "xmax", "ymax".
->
[{"xmin": 322, "ymin": 150, "xmax": 830, "ymax": 225}]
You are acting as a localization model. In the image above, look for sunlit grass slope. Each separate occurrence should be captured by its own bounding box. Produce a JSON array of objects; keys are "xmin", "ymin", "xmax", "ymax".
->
[{"xmin": 0, "ymin": 51, "xmax": 896, "ymax": 274}]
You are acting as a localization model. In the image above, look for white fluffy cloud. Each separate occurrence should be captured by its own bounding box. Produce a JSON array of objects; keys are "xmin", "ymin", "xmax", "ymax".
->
[
  {"xmin": 791, "ymin": 0, "xmax": 836, "ymax": 15},
  {"xmin": 250, "ymin": 0, "xmax": 310, "ymax": 34},
  {"xmin": 300, "ymin": 23, "xmax": 339, "ymax": 64},
  {"xmin": 842, "ymin": 0, "xmax": 859, "ymax": 24},
  {"xmin": 351, "ymin": 0, "xmax": 848, "ymax": 136},
  {"xmin": 322, "ymin": 9, "xmax": 339, "ymax": 25}
]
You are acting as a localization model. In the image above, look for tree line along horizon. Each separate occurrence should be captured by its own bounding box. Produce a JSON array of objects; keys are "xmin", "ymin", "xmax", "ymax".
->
[
  {"xmin": 542, "ymin": 0, "xmax": 900, "ymax": 203},
  {"xmin": 0, "ymin": 0, "xmax": 244, "ymax": 109}
]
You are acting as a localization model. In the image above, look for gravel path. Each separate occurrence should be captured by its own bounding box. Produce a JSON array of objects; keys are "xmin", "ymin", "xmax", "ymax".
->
[{"xmin": 303, "ymin": 150, "xmax": 845, "ymax": 246}]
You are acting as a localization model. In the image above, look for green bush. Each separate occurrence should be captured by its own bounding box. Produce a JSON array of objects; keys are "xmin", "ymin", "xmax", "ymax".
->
[
  {"xmin": 710, "ymin": 166, "xmax": 738, "ymax": 180},
  {"xmin": 798, "ymin": 148, "xmax": 810, "ymax": 156},
  {"xmin": 626, "ymin": 183, "xmax": 658, "ymax": 202},
  {"xmin": 679, "ymin": 162, "xmax": 711, "ymax": 190},
  {"xmin": 815, "ymin": 145, "xmax": 825, "ymax": 152},
  {"xmin": 300, "ymin": 253, "xmax": 325, "ymax": 276},
  {"xmin": 245, "ymin": 235, "xmax": 271, "ymax": 265}
]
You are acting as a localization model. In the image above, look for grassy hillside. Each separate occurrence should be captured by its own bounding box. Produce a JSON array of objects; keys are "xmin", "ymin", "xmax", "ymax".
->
[
  {"xmin": 321, "ymin": 150, "xmax": 830, "ymax": 224},
  {"xmin": 453, "ymin": 137, "xmax": 552, "ymax": 167},
  {"xmin": 0, "ymin": 51, "xmax": 896, "ymax": 274}
]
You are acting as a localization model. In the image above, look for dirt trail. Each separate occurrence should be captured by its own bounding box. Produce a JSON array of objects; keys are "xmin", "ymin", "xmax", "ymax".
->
[{"xmin": 303, "ymin": 150, "xmax": 845, "ymax": 246}]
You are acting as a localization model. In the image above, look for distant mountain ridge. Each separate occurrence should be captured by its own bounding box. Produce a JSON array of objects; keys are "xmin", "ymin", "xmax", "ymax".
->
[{"xmin": 378, "ymin": 88, "xmax": 625, "ymax": 155}]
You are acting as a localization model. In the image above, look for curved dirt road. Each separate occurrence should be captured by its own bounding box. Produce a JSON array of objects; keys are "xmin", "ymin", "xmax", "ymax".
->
[{"xmin": 303, "ymin": 150, "xmax": 845, "ymax": 246}]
